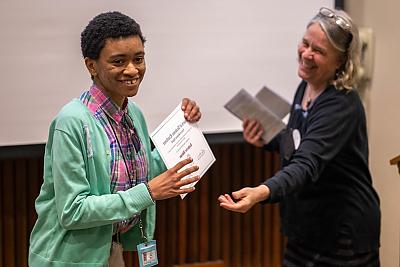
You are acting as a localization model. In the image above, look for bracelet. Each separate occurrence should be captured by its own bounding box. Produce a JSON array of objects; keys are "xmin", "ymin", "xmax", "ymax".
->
[{"xmin": 144, "ymin": 182, "xmax": 155, "ymax": 203}]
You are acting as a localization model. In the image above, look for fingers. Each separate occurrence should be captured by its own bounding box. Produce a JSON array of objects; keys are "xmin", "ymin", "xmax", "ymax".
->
[
  {"xmin": 149, "ymin": 173, "xmax": 199, "ymax": 200},
  {"xmin": 224, "ymin": 194, "xmax": 235, "ymax": 204},
  {"xmin": 242, "ymin": 118, "xmax": 253, "ymax": 130},
  {"xmin": 176, "ymin": 175, "xmax": 200, "ymax": 188},
  {"xmin": 169, "ymin": 158, "xmax": 200, "ymax": 190},
  {"xmin": 178, "ymin": 165, "xmax": 199, "ymax": 178},
  {"xmin": 249, "ymin": 123, "xmax": 263, "ymax": 139},
  {"xmin": 232, "ymin": 189, "xmax": 246, "ymax": 200},
  {"xmin": 242, "ymin": 119, "xmax": 264, "ymax": 147},
  {"xmin": 218, "ymin": 195, "xmax": 248, "ymax": 213},
  {"xmin": 188, "ymin": 109, "xmax": 201, "ymax": 122},
  {"xmin": 181, "ymin": 98, "xmax": 189, "ymax": 108},
  {"xmin": 218, "ymin": 194, "xmax": 234, "ymax": 204},
  {"xmin": 171, "ymin": 158, "xmax": 199, "ymax": 177},
  {"xmin": 243, "ymin": 119, "xmax": 262, "ymax": 138},
  {"xmin": 219, "ymin": 202, "xmax": 242, "ymax": 212},
  {"xmin": 185, "ymin": 104, "xmax": 200, "ymax": 121},
  {"xmin": 242, "ymin": 118, "xmax": 255, "ymax": 130},
  {"xmin": 170, "ymin": 175, "xmax": 200, "ymax": 196},
  {"xmin": 218, "ymin": 188, "xmax": 257, "ymax": 213},
  {"xmin": 172, "ymin": 157, "xmax": 194, "ymax": 173},
  {"xmin": 181, "ymin": 98, "xmax": 201, "ymax": 122},
  {"xmin": 177, "ymin": 186, "xmax": 196, "ymax": 195}
]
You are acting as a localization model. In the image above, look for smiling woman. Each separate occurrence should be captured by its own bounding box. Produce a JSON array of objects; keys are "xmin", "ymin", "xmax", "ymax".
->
[
  {"xmin": 218, "ymin": 7, "xmax": 380, "ymax": 267},
  {"xmin": 84, "ymin": 36, "xmax": 147, "ymax": 107},
  {"xmin": 28, "ymin": 11, "xmax": 203, "ymax": 267}
]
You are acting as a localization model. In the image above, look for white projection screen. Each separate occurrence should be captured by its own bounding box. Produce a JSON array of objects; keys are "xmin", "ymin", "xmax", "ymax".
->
[{"xmin": 0, "ymin": 0, "xmax": 334, "ymax": 146}]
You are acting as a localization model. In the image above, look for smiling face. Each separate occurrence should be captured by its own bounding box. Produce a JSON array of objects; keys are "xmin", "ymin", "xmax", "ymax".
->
[
  {"xmin": 297, "ymin": 23, "xmax": 342, "ymax": 89},
  {"xmin": 85, "ymin": 35, "xmax": 146, "ymax": 107}
]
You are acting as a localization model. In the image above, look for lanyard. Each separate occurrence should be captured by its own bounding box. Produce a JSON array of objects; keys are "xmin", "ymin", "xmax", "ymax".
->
[
  {"xmin": 106, "ymin": 114, "xmax": 148, "ymax": 241},
  {"xmin": 138, "ymin": 213, "xmax": 149, "ymax": 243},
  {"xmin": 106, "ymin": 114, "xmax": 136, "ymax": 189}
]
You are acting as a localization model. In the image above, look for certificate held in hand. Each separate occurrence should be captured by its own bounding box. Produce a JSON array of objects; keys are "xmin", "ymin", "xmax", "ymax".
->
[{"xmin": 150, "ymin": 103, "xmax": 216, "ymax": 199}]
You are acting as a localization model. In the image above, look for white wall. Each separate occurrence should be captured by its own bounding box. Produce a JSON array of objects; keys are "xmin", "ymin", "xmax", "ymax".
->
[
  {"xmin": 347, "ymin": 1, "xmax": 400, "ymax": 266},
  {"xmin": 0, "ymin": 0, "xmax": 333, "ymax": 146}
]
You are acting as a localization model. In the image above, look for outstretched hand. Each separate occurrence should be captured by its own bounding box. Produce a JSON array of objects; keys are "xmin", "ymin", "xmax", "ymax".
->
[
  {"xmin": 242, "ymin": 118, "xmax": 264, "ymax": 148},
  {"xmin": 218, "ymin": 185, "xmax": 270, "ymax": 213},
  {"xmin": 181, "ymin": 98, "xmax": 201, "ymax": 123},
  {"xmin": 148, "ymin": 157, "xmax": 200, "ymax": 200}
]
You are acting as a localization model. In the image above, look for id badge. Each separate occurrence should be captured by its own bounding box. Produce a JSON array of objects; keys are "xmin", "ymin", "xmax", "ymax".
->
[{"xmin": 137, "ymin": 240, "xmax": 158, "ymax": 267}]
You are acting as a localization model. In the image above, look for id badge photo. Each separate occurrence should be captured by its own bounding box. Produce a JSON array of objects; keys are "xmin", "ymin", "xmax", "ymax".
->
[{"xmin": 137, "ymin": 240, "xmax": 158, "ymax": 267}]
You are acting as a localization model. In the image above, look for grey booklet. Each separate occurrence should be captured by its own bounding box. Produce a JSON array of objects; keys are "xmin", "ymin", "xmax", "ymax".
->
[{"xmin": 224, "ymin": 86, "xmax": 291, "ymax": 144}]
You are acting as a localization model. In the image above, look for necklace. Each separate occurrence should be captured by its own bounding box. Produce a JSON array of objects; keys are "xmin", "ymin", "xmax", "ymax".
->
[
  {"xmin": 303, "ymin": 85, "xmax": 324, "ymax": 110},
  {"xmin": 306, "ymin": 98, "xmax": 312, "ymax": 109},
  {"xmin": 303, "ymin": 86, "xmax": 313, "ymax": 110}
]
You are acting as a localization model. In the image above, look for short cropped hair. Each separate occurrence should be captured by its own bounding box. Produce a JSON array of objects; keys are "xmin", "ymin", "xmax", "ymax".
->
[
  {"xmin": 81, "ymin": 11, "xmax": 146, "ymax": 60},
  {"xmin": 309, "ymin": 8, "xmax": 361, "ymax": 90}
]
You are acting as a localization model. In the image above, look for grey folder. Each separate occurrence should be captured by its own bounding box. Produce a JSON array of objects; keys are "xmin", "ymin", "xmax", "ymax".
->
[{"xmin": 224, "ymin": 86, "xmax": 291, "ymax": 144}]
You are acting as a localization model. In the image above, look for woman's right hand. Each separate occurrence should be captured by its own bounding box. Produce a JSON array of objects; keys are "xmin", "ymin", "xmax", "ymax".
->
[
  {"xmin": 242, "ymin": 118, "xmax": 264, "ymax": 147},
  {"xmin": 218, "ymin": 185, "xmax": 270, "ymax": 213},
  {"xmin": 148, "ymin": 158, "xmax": 200, "ymax": 200}
]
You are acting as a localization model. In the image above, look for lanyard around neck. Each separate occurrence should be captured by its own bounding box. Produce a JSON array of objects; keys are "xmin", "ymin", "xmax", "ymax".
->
[
  {"xmin": 105, "ymin": 112, "xmax": 148, "ymax": 241},
  {"xmin": 106, "ymin": 114, "xmax": 136, "ymax": 189}
]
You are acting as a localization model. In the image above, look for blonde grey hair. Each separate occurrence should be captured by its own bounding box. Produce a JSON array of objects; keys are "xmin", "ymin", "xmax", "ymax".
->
[{"xmin": 308, "ymin": 8, "xmax": 361, "ymax": 90}]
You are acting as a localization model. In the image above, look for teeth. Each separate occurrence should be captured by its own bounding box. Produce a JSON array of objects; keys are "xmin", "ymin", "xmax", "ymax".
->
[
  {"xmin": 302, "ymin": 61, "xmax": 314, "ymax": 69},
  {"xmin": 123, "ymin": 79, "xmax": 137, "ymax": 85}
]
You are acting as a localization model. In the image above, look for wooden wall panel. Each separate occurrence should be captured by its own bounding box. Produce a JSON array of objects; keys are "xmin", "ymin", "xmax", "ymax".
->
[
  {"xmin": 15, "ymin": 159, "xmax": 28, "ymax": 267},
  {"xmin": 0, "ymin": 160, "xmax": 2, "ymax": 267},
  {"xmin": 2, "ymin": 159, "xmax": 16, "ymax": 267},
  {"xmin": 0, "ymin": 143, "xmax": 284, "ymax": 267}
]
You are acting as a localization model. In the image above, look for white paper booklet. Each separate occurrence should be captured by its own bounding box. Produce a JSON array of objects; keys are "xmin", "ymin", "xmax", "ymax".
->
[
  {"xmin": 224, "ymin": 86, "xmax": 291, "ymax": 144},
  {"xmin": 150, "ymin": 103, "xmax": 216, "ymax": 199}
]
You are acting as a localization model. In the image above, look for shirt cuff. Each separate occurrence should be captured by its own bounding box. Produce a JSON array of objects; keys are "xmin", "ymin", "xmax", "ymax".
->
[
  {"xmin": 263, "ymin": 178, "xmax": 281, "ymax": 204},
  {"xmin": 144, "ymin": 182, "xmax": 155, "ymax": 203}
]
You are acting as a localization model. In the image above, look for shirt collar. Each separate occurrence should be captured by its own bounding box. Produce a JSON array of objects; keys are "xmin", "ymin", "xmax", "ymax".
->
[{"xmin": 89, "ymin": 84, "xmax": 128, "ymax": 124}]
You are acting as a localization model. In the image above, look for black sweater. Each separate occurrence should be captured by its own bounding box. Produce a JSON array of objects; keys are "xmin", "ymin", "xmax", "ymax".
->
[{"xmin": 264, "ymin": 81, "xmax": 380, "ymax": 253}]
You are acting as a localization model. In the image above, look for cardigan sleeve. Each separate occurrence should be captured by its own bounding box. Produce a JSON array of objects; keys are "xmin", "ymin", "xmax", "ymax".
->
[
  {"xmin": 150, "ymin": 148, "xmax": 167, "ymax": 178},
  {"xmin": 264, "ymin": 91, "xmax": 361, "ymax": 203}
]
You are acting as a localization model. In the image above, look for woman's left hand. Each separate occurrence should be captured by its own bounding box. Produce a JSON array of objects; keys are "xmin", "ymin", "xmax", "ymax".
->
[{"xmin": 181, "ymin": 98, "xmax": 201, "ymax": 123}]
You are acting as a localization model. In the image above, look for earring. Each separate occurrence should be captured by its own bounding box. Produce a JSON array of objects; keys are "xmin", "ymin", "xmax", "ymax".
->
[{"xmin": 334, "ymin": 69, "xmax": 341, "ymax": 80}]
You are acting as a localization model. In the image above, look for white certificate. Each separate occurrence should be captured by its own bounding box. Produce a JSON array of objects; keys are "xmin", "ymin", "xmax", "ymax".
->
[{"xmin": 150, "ymin": 103, "xmax": 216, "ymax": 198}]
